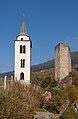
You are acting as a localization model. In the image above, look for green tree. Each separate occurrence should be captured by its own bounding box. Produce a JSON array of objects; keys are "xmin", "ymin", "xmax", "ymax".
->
[
  {"xmin": 40, "ymin": 77, "xmax": 51, "ymax": 88},
  {"xmin": 66, "ymin": 85, "xmax": 78, "ymax": 103}
]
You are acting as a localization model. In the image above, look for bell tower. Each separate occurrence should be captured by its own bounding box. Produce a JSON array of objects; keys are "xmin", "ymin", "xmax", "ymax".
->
[{"xmin": 14, "ymin": 19, "xmax": 32, "ymax": 84}]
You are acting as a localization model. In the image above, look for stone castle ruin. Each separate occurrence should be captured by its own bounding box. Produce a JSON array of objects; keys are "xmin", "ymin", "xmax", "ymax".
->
[{"xmin": 55, "ymin": 43, "xmax": 71, "ymax": 82}]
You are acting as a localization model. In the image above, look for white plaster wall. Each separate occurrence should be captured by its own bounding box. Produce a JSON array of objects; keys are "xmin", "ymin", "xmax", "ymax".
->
[
  {"xmin": 17, "ymin": 35, "xmax": 29, "ymax": 41},
  {"xmin": 15, "ymin": 35, "xmax": 30, "ymax": 83}
]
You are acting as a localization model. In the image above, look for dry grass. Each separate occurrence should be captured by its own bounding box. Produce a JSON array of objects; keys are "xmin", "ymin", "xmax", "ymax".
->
[{"xmin": 0, "ymin": 81, "xmax": 44, "ymax": 119}]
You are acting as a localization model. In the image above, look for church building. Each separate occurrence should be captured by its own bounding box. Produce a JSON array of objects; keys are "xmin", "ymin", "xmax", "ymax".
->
[{"xmin": 14, "ymin": 20, "xmax": 32, "ymax": 83}]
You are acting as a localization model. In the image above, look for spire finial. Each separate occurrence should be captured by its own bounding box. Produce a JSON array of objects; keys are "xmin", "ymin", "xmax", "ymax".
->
[{"xmin": 23, "ymin": 13, "xmax": 25, "ymax": 20}]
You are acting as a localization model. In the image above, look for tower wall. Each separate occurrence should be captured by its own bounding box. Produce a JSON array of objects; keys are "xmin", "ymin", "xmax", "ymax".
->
[
  {"xmin": 15, "ymin": 35, "xmax": 30, "ymax": 84},
  {"xmin": 55, "ymin": 43, "xmax": 71, "ymax": 82}
]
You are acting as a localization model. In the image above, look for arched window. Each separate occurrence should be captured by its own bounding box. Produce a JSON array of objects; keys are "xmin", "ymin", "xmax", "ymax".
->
[
  {"xmin": 20, "ymin": 72, "xmax": 24, "ymax": 80},
  {"xmin": 23, "ymin": 45, "xmax": 26, "ymax": 53},
  {"xmin": 20, "ymin": 45, "xmax": 22, "ymax": 53},
  {"xmin": 20, "ymin": 45, "xmax": 26, "ymax": 53},
  {"xmin": 20, "ymin": 59, "xmax": 25, "ymax": 68}
]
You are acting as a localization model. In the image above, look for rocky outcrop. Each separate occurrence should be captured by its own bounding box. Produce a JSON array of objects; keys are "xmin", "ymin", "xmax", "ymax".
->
[
  {"xmin": 34, "ymin": 100, "xmax": 69, "ymax": 119},
  {"xmin": 73, "ymin": 101, "xmax": 78, "ymax": 113},
  {"xmin": 34, "ymin": 112, "xmax": 53, "ymax": 119},
  {"xmin": 42, "ymin": 91, "xmax": 52, "ymax": 102}
]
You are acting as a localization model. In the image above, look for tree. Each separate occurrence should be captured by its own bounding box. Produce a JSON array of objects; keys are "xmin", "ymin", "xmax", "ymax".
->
[{"xmin": 40, "ymin": 77, "xmax": 51, "ymax": 88}]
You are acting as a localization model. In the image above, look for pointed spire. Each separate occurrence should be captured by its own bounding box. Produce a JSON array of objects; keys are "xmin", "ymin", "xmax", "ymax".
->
[{"xmin": 20, "ymin": 19, "xmax": 28, "ymax": 35}]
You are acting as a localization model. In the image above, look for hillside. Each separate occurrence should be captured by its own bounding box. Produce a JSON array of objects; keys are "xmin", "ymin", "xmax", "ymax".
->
[
  {"xmin": 71, "ymin": 51, "xmax": 78, "ymax": 65},
  {"xmin": 0, "ymin": 51, "xmax": 78, "ymax": 78},
  {"xmin": 31, "ymin": 59, "xmax": 54, "ymax": 72},
  {"xmin": 1, "ymin": 67, "xmax": 78, "ymax": 118}
]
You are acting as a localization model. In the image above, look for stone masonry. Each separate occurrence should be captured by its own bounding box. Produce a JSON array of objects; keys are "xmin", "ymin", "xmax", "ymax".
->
[{"xmin": 55, "ymin": 43, "xmax": 71, "ymax": 82}]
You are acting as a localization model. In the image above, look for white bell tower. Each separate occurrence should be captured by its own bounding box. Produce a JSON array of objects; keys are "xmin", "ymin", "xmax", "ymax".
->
[{"xmin": 14, "ymin": 19, "xmax": 32, "ymax": 84}]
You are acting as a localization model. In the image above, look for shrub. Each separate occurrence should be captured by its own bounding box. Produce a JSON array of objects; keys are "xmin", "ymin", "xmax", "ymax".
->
[
  {"xmin": 59, "ymin": 107, "xmax": 72, "ymax": 119},
  {"xmin": 66, "ymin": 85, "xmax": 78, "ymax": 103},
  {"xmin": 50, "ymin": 80, "xmax": 58, "ymax": 88},
  {"xmin": 43, "ymin": 99, "xmax": 60, "ymax": 114},
  {"xmin": 40, "ymin": 77, "xmax": 51, "ymax": 88},
  {"xmin": 47, "ymin": 80, "xmax": 58, "ymax": 92}
]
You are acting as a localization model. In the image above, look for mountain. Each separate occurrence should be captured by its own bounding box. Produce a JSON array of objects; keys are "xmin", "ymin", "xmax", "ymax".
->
[
  {"xmin": 0, "ymin": 51, "xmax": 78, "ymax": 78},
  {"xmin": 31, "ymin": 59, "xmax": 54, "ymax": 72},
  {"xmin": 71, "ymin": 51, "xmax": 78, "ymax": 65}
]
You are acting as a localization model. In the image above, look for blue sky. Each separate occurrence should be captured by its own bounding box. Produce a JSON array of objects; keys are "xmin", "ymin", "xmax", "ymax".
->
[{"xmin": 0, "ymin": 0, "xmax": 78, "ymax": 73}]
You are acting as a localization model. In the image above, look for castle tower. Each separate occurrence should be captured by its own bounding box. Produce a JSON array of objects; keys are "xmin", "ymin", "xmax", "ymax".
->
[
  {"xmin": 14, "ymin": 19, "xmax": 32, "ymax": 83},
  {"xmin": 55, "ymin": 43, "xmax": 71, "ymax": 82}
]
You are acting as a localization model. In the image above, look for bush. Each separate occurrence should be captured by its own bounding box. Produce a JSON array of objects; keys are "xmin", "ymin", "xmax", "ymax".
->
[
  {"xmin": 50, "ymin": 80, "xmax": 58, "ymax": 88},
  {"xmin": 60, "ymin": 113, "xmax": 69, "ymax": 119},
  {"xmin": 59, "ymin": 107, "xmax": 72, "ymax": 119},
  {"xmin": 43, "ymin": 99, "xmax": 60, "ymax": 114},
  {"xmin": 40, "ymin": 77, "xmax": 51, "ymax": 88},
  {"xmin": 70, "ymin": 70, "xmax": 78, "ymax": 87},
  {"xmin": 47, "ymin": 80, "xmax": 58, "ymax": 92},
  {"xmin": 66, "ymin": 85, "xmax": 78, "ymax": 103}
]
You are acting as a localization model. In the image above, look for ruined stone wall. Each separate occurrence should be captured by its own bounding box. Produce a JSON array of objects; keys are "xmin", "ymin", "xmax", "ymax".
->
[
  {"xmin": 55, "ymin": 43, "xmax": 71, "ymax": 82},
  {"xmin": 55, "ymin": 44, "xmax": 60, "ymax": 82}
]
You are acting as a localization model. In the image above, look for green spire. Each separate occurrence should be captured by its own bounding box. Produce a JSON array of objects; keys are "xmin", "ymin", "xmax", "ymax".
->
[{"xmin": 20, "ymin": 20, "xmax": 28, "ymax": 35}]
